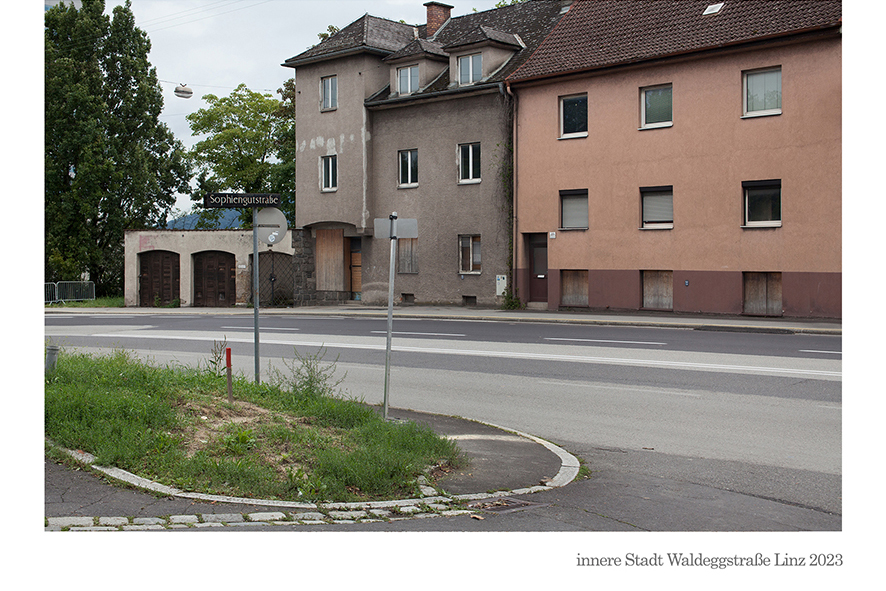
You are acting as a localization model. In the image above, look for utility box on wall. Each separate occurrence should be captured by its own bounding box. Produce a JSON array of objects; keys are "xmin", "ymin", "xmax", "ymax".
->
[{"xmin": 496, "ymin": 275, "xmax": 507, "ymax": 296}]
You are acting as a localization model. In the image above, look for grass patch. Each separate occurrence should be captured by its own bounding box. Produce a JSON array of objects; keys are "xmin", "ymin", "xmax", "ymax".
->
[
  {"xmin": 45, "ymin": 296, "xmax": 125, "ymax": 308},
  {"xmin": 45, "ymin": 349, "xmax": 464, "ymax": 502}
]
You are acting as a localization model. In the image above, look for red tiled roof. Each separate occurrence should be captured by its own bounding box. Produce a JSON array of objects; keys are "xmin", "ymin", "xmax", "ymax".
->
[{"xmin": 509, "ymin": 0, "xmax": 842, "ymax": 82}]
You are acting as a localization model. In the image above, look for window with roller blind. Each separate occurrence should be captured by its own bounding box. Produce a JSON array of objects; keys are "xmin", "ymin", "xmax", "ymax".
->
[
  {"xmin": 641, "ymin": 186, "xmax": 673, "ymax": 229},
  {"xmin": 560, "ymin": 189, "xmax": 589, "ymax": 230}
]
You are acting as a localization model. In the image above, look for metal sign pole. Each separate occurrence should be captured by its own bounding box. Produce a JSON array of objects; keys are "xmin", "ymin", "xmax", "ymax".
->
[
  {"xmin": 253, "ymin": 206, "xmax": 260, "ymax": 383},
  {"xmin": 383, "ymin": 212, "xmax": 398, "ymax": 420}
]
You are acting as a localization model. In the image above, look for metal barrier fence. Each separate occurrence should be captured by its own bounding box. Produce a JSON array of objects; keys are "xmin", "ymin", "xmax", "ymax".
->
[{"xmin": 45, "ymin": 281, "xmax": 95, "ymax": 304}]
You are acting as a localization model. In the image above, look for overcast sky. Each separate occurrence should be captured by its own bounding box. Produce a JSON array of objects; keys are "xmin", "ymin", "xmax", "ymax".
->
[{"xmin": 94, "ymin": 0, "xmax": 506, "ymax": 210}]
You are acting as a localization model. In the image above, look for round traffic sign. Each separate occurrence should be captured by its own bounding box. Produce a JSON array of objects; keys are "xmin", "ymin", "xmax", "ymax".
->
[{"xmin": 255, "ymin": 207, "xmax": 288, "ymax": 245}]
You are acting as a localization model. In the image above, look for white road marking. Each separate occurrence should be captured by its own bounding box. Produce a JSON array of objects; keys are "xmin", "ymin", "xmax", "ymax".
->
[
  {"xmin": 370, "ymin": 331, "xmax": 466, "ymax": 337},
  {"xmin": 86, "ymin": 332, "xmax": 842, "ymax": 379},
  {"xmin": 800, "ymin": 350, "xmax": 841, "ymax": 355},
  {"xmin": 540, "ymin": 380, "xmax": 703, "ymax": 397},
  {"xmin": 545, "ymin": 337, "xmax": 667, "ymax": 345},
  {"xmin": 221, "ymin": 326, "xmax": 301, "ymax": 332}
]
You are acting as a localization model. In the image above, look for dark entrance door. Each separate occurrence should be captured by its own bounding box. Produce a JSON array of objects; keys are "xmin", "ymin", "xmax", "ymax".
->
[
  {"xmin": 193, "ymin": 251, "xmax": 236, "ymax": 307},
  {"xmin": 139, "ymin": 250, "xmax": 180, "ymax": 307},
  {"xmin": 349, "ymin": 238, "xmax": 362, "ymax": 300},
  {"xmin": 527, "ymin": 234, "xmax": 548, "ymax": 303}
]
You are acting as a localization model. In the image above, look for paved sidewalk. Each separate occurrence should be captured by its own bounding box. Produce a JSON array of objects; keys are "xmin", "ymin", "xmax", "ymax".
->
[{"xmin": 45, "ymin": 302, "xmax": 841, "ymax": 334}]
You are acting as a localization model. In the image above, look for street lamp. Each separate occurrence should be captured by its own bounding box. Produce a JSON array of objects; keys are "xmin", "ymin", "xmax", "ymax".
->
[{"xmin": 174, "ymin": 83, "xmax": 193, "ymax": 99}]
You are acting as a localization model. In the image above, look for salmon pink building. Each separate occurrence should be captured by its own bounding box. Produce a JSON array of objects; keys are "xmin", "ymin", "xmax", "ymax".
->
[{"xmin": 506, "ymin": 0, "xmax": 842, "ymax": 318}]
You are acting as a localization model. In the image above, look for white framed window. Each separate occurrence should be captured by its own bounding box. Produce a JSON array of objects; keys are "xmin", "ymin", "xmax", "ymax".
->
[
  {"xmin": 641, "ymin": 186, "xmax": 674, "ymax": 229},
  {"xmin": 640, "ymin": 84, "xmax": 673, "ymax": 129},
  {"xmin": 458, "ymin": 54, "xmax": 482, "ymax": 85},
  {"xmin": 560, "ymin": 189, "xmax": 588, "ymax": 229},
  {"xmin": 459, "ymin": 235, "xmax": 481, "ymax": 273},
  {"xmin": 398, "ymin": 65, "xmax": 419, "ymax": 95},
  {"xmin": 321, "ymin": 155, "xmax": 337, "ymax": 191},
  {"xmin": 743, "ymin": 67, "xmax": 781, "ymax": 117},
  {"xmin": 742, "ymin": 180, "xmax": 781, "ymax": 227},
  {"xmin": 560, "ymin": 94, "xmax": 588, "ymax": 138},
  {"xmin": 321, "ymin": 75, "xmax": 337, "ymax": 110},
  {"xmin": 398, "ymin": 149, "xmax": 418, "ymax": 187},
  {"xmin": 459, "ymin": 143, "xmax": 481, "ymax": 183}
]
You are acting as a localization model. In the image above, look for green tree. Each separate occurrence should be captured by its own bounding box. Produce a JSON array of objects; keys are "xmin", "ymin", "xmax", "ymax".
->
[
  {"xmin": 45, "ymin": 0, "xmax": 190, "ymax": 296},
  {"xmin": 268, "ymin": 78, "xmax": 297, "ymax": 225},
  {"xmin": 186, "ymin": 82, "xmax": 295, "ymax": 227}
]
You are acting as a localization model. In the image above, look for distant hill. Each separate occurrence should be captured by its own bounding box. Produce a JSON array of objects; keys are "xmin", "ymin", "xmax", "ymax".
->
[{"xmin": 166, "ymin": 209, "xmax": 242, "ymax": 230}]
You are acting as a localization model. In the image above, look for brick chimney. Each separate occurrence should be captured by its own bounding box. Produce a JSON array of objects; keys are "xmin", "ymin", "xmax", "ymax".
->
[{"xmin": 424, "ymin": 2, "xmax": 453, "ymax": 38}]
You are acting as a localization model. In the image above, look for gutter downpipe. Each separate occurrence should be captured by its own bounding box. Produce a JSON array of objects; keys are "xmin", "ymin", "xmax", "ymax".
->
[{"xmin": 504, "ymin": 81, "xmax": 519, "ymax": 302}]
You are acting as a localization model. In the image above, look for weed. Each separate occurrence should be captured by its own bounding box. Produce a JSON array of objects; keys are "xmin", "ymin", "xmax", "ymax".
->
[
  {"xmin": 500, "ymin": 287, "xmax": 525, "ymax": 310},
  {"xmin": 208, "ymin": 337, "xmax": 229, "ymax": 376},
  {"xmin": 222, "ymin": 427, "xmax": 256, "ymax": 455}
]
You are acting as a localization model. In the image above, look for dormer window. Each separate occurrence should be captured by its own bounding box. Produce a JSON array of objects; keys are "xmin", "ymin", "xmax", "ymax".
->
[
  {"xmin": 458, "ymin": 54, "xmax": 482, "ymax": 85},
  {"xmin": 398, "ymin": 65, "xmax": 419, "ymax": 94}
]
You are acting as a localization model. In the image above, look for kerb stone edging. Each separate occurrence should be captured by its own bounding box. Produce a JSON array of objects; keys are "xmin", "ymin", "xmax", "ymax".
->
[{"xmin": 46, "ymin": 420, "xmax": 580, "ymax": 512}]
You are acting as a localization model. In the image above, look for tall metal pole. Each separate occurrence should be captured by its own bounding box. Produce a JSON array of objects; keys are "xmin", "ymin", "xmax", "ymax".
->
[
  {"xmin": 253, "ymin": 206, "xmax": 260, "ymax": 383},
  {"xmin": 383, "ymin": 212, "xmax": 398, "ymax": 420}
]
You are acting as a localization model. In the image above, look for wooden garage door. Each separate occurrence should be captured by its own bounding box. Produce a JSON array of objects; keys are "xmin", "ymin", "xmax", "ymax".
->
[
  {"xmin": 194, "ymin": 251, "xmax": 236, "ymax": 307},
  {"xmin": 139, "ymin": 250, "xmax": 180, "ymax": 307}
]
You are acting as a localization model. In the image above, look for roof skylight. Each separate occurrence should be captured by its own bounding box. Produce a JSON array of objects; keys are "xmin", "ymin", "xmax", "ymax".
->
[{"xmin": 703, "ymin": 3, "xmax": 725, "ymax": 16}]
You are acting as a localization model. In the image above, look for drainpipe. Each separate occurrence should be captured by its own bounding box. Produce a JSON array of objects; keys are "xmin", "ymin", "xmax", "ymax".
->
[{"xmin": 504, "ymin": 81, "xmax": 519, "ymax": 301}]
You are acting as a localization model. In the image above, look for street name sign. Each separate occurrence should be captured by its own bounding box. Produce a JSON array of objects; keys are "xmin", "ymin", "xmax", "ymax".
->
[{"xmin": 204, "ymin": 193, "xmax": 281, "ymax": 208}]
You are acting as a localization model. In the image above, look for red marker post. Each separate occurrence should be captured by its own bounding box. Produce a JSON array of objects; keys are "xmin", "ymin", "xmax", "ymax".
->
[{"xmin": 226, "ymin": 347, "xmax": 233, "ymax": 403}]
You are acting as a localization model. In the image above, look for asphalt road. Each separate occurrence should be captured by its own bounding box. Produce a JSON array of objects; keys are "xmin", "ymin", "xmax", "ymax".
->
[{"xmin": 44, "ymin": 310, "xmax": 842, "ymax": 523}]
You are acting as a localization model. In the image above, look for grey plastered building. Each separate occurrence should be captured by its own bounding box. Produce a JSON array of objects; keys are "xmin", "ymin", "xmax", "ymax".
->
[{"xmin": 282, "ymin": 1, "xmax": 568, "ymax": 306}]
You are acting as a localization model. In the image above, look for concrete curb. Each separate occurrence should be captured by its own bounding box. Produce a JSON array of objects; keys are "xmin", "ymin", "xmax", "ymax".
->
[{"xmin": 45, "ymin": 420, "xmax": 581, "ymax": 529}]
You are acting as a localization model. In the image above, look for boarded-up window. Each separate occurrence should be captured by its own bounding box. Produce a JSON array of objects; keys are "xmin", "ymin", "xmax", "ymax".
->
[
  {"xmin": 315, "ymin": 228, "xmax": 346, "ymax": 291},
  {"xmin": 743, "ymin": 272, "xmax": 782, "ymax": 316},
  {"xmin": 560, "ymin": 270, "xmax": 588, "ymax": 307},
  {"xmin": 642, "ymin": 270, "xmax": 673, "ymax": 310},
  {"xmin": 398, "ymin": 238, "xmax": 418, "ymax": 274}
]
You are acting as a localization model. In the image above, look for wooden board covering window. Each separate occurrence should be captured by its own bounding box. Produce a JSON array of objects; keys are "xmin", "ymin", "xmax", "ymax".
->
[
  {"xmin": 642, "ymin": 270, "xmax": 673, "ymax": 310},
  {"xmin": 743, "ymin": 272, "xmax": 782, "ymax": 316},
  {"xmin": 398, "ymin": 238, "xmax": 418, "ymax": 274},
  {"xmin": 560, "ymin": 270, "xmax": 589, "ymax": 307}
]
